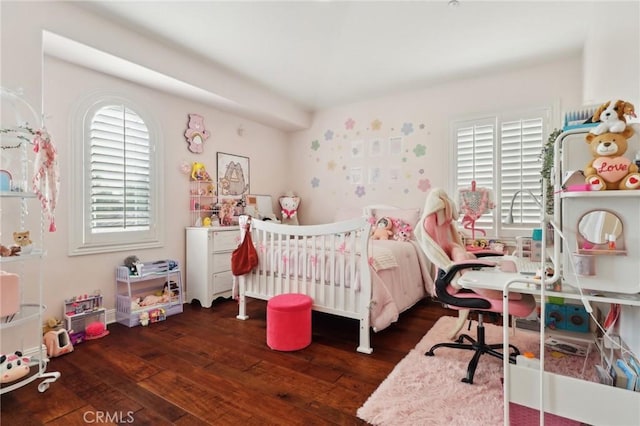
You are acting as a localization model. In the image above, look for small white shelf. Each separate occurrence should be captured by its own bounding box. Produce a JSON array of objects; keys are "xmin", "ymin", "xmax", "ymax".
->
[
  {"xmin": 0, "ymin": 304, "xmax": 44, "ymax": 329},
  {"xmin": 561, "ymin": 191, "xmax": 640, "ymax": 199},
  {"xmin": 0, "ymin": 249, "xmax": 45, "ymax": 263}
]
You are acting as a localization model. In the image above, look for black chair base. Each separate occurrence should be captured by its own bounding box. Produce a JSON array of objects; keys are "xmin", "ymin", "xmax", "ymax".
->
[{"xmin": 425, "ymin": 316, "xmax": 520, "ymax": 384}]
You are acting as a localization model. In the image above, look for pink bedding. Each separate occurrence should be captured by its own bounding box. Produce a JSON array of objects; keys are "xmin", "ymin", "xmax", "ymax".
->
[{"xmin": 369, "ymin": 240, "xmax": 434, "ymax": 331}]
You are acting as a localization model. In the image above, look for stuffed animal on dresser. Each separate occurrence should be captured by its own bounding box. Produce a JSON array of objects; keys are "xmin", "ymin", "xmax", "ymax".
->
[
  {"xmin": 279, "ymin": 194, "xmax": 301, "ymax": 225},
  {"xmin": 584, "ymin": 126, "xmax": 640, "ymax": 190}
]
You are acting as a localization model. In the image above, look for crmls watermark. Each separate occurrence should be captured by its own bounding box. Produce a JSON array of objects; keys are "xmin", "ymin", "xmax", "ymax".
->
[{"xmin": 83, "ymin": 411, "xmax": 135, "ymax": 423}]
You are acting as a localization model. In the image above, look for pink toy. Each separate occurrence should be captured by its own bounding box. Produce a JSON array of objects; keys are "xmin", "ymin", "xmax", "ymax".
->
[
  {"xmin": 85, "ymin": 322, "xmax": 110, "ymax": 340},
  {"xmin": 184, "ymin": 114, "xmax": 210, "ymax": 153},
  {"xmin": 1, "ymin": 351, "xmax": 31, "ymax": 383},
  {"xmin": 44, "ymin": 329, "xmax": 74, "ymax": 357},
  {"xmin": 0, "ymin": 271, "xmax": 20, "ymax": 319}
]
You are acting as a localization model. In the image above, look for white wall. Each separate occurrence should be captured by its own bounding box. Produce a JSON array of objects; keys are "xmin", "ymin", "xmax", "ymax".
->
[
  {"xmin": 288, "ymin": 56, "xmax": 583, "ymax": 224},
  {"xmin": 1, "ymin": 2, "xmax": 290, "ymax": 352}
]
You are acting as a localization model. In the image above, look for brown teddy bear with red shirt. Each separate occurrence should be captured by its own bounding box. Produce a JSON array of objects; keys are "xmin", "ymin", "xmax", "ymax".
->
[{"xmin": 584, "ymin": 126, "xmax": 640, "ymax": 190}]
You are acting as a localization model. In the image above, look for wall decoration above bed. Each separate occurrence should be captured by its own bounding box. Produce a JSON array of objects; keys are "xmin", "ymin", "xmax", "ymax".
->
[
  {"xmin": 184, "ymin": 113, "xmax": 210, "ymax": 154},
  {"xmin": 217, "ymin": 152, "xmax": 249, "ymax": 199}
]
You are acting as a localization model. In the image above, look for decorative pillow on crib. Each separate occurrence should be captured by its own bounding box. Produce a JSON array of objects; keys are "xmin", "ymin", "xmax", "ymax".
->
[{"xmin": 372, "ymin": 208, "xmax": 421, "ymax": 229}]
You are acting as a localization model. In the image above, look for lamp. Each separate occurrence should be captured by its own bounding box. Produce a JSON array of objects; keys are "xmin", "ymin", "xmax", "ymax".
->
[{"xmin": 503, "ymin": 189, "xmax": 543, "ymax": 225}]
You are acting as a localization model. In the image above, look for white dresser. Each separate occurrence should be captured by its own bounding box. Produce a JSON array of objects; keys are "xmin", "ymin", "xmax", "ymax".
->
[{"xmin": 186, "ymin": 226, "xmax": 238, "ymax": 307}]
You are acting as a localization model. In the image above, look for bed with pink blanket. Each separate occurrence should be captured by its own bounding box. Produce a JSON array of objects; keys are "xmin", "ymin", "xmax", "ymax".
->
[{"xmin": 236, "ymin": 211, "xmax": 434, "ymax": 354}]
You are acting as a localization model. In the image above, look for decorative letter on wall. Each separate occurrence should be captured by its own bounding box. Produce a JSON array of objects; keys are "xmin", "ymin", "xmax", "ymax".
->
[{"xmin": 184, "ymin": 114, "xmax": 210, "ymax": 154}]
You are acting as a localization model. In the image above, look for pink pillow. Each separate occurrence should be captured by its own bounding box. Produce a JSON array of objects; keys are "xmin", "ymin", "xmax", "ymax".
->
[{"xmin": 373, "ymin": 208, "xmax": 421, "ymax": 228}]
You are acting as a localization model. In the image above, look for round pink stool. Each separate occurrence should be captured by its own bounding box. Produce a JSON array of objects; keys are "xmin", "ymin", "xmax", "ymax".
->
[{"xmin": 267, "ymin": 293, "xmax": 313, "ymax": 351}]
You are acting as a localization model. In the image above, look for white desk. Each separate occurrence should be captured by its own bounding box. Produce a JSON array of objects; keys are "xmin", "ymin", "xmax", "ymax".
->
[{"xmin": 458, "ymin": 268, "xmax": 640, "ymax": 426}]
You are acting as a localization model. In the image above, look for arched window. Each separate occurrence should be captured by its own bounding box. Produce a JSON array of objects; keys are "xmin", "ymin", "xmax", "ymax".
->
[{"xmin": 70, "ymin": 95, "xmax": 163, "ymax": 255}]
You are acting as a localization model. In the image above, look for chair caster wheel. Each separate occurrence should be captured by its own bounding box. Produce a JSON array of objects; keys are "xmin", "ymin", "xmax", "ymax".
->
[
  {"xmin": 461, "ymin": 378, "xmax": 473, "ymax": 384},
  {"xmin": 425, "ymin": 351, "xmax": 434, "ymax": 357}
]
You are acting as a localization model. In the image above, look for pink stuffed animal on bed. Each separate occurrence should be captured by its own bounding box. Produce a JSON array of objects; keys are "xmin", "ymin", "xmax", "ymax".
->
[{"xmin": 392, "ymin": 219, "xmax": 413, "ymax": 242}]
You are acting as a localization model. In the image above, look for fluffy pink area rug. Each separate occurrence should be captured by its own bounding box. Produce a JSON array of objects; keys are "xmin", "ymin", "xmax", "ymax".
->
[{"xmin": 357, "ymin": 316, "xmax": 597, "ymax": 426}]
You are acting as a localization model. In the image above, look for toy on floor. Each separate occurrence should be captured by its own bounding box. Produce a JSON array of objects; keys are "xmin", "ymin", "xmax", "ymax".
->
[
  {"xmin": 0, "ymin": 351, "xmax": 31, "ymax": 383},
  {"xmin": 85, "ymin": 322, "xmax": 109, "ymax": 340},
  {"xmin": 44, "ymin": 328, "xmax": 74, "ymax": 357}
]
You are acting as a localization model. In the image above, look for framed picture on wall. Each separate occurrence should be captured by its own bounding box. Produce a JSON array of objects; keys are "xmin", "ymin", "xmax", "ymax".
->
[{"xmin": 217, "ymin": 152, "xmax": 249, "ymax": 198}]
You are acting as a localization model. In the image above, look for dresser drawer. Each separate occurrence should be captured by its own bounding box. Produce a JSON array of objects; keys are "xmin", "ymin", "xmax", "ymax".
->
[
  {"xmin": 210, "ymin": 271, "xmax": 233, "ymax": 296},
  {"xmin": 211, "ymin": 230, "xmax": 238, "ymax": 252},
  {"xmin": 211, "ymin": 252, "xmax": 232, "ymax": 273}
]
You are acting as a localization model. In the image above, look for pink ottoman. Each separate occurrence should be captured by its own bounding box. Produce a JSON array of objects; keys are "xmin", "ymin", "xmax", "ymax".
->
[{"xmin": 267, "ymin": 293, "xmax": 312, "ymax": 351}]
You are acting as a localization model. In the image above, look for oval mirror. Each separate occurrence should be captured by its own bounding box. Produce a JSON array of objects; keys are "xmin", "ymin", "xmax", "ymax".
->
[{"xmin": 578, "ymin": 210, "xmax": 623, "ymax": 245}]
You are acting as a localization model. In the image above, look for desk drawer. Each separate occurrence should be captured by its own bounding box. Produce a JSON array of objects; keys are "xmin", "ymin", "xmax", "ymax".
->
[{"xmin": 212, "ymin": 230, "xmax": 237, "ymax": 252}]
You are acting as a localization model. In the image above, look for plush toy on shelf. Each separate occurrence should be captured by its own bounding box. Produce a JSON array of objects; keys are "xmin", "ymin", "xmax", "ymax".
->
[
  {"xmin": 590, "ymin": 99, "xmax": 636, "ymax": 135},
  {"xmin": 371, "ymin": 217, "xmax": 394, "ymax": 240},
  {"xmin": 584, "ymin": 126, "xmax": 640, "ymax": 190},
  {"xmin": 12, "ymin": 230, "xmax": 33, "ymax": 254}
]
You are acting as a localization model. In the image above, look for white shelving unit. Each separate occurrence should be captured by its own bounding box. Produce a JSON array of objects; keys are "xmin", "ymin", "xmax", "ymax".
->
[
  {"xmin": 189, "ymin": 179, "xmax": 217, "ymax": 227},
  {"xmin": 0, "ymin": 87, "xmax": 59, "ymax": 393},
  {"xmin": 115, "ymin": 259, "xmax": 183, "ymax": 327},
  {"xmin": 504, "ymin": 128, "xmax": 640, "ymax": 425}
]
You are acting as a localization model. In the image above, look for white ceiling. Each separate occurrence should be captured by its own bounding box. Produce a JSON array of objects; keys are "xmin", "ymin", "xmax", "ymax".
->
[{"xmin": 75, "ymin": 1, "xmax": 618, "ymax": 112}]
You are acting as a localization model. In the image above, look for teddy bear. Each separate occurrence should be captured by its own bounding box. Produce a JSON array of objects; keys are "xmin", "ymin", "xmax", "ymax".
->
[
  {"xmin": 279, "ymin": 194, "xmax": 301, "ymax": 225},
  {"xmin": 371, "ymin": 217, "xmax": 394, "ymax": 240},
  {"xmin": 590, "ymin": 100, "xmax": 636, "ymax": 135},
  {"xmin": 584, "ymin": 126, "xmax": 640, "ymax": 190},
  {"xmin": 184, "ymin": 114, "xmax": 210, "ymax": 153}
]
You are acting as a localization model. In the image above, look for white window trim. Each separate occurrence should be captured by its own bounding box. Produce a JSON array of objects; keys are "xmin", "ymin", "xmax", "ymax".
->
[
  {"xmin": 450, "ymin": 106, "xmax": 553, "ymax": 240},
  {"xmin": 69, "ymin": 92, "xmax": 164, "ymax": 256}
]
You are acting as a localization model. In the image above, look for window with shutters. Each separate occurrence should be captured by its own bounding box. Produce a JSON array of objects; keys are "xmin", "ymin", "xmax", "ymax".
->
[
  {"xmin": 451, "ymin": 108, "xmax": 550, "ymax": 238},
  {"xmin": 70, "ymin": 95, "xmax": 163, "ymax": 255}
]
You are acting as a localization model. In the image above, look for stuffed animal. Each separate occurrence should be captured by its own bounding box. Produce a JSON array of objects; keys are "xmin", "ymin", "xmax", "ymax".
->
[
  {"xmin": 584, "ymin": 127, "xmax": 640, "ymax": 190},
  {"xmin": 392, "ymin": 219, "xmax": 413, "ymax": 242},
  {"xmin": 0, "ymin": 244, "xmax": 20, "ymax": 257},
  {"xmin": 0, "ymin": 351, "xmax": 31, "ymax": 383},
  {"xmin": 590, "ymin": 100, "xmax": 636, "ymax": 135},
  {"xmin": 279, "ymin": 194, "xmax": 301, "ymax": 225},
  {"xmin": 371, "ymin": 217, "xmax": 394, "ymax": 240},
  {"xmin": 13, "ymin": 230, "xmax": 32, "ymax": 254}
]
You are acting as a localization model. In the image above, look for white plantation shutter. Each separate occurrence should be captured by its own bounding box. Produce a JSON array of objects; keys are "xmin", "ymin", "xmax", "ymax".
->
[
  {"xmin": 455, "ymin": 120, "xmax": 495, "ymax": 233},
  {"xmin": 90, "ymin": 105, "xmax": 151, "ymax": 232},
  {"xmin": 69, "ymin": 95, "xmax": 163, "ymax": 256},
  {"xmin": 453, "ymin": 108, "xmax": 550, "ymax": 237},
  {"xmin": 500, "ymin": 116, "xmax": 545, "ymax": 226}
]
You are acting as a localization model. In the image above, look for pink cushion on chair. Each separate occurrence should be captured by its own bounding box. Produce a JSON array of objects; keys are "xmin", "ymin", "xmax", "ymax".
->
[{"xmin": 267, "ymin": 294, "xmax": 313, "ymax": 351}]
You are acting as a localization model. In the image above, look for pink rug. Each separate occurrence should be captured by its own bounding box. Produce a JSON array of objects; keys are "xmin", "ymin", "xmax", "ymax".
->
[{"xmin": 357, "ymin": 316, "xmax": 597, "ymax": 426}]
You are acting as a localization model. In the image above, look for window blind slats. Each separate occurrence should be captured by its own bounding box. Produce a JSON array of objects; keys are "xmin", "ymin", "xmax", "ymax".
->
[{"xmin": 89, "ymin": 105, "xmax": 151, "ymax": 232}]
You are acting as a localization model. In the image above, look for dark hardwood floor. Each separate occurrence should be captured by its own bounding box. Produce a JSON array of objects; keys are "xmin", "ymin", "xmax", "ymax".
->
[{"xmin": 1, "ymin": 298, "xmax": 454, "ymax": 425}]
